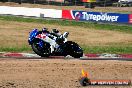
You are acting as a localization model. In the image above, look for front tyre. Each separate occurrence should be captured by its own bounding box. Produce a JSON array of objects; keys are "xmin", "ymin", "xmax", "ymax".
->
[
  {"xmin": 63, "ymin": 41, "xmax": 83, "ymax": 58},
  {"xmin": 31, "ymin": 39, "xmax": 51, "ymax": 57}
]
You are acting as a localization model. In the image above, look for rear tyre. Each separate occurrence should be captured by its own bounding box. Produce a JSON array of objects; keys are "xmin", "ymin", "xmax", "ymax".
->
[{"xmin": 31, "ymin": 39, "xmax": 51, "ymax": 57}]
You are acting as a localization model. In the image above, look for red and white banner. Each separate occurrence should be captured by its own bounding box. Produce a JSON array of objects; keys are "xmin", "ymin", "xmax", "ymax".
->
[
  {"xmin": 62, "ymin": 10, "xmax": 73, "ymax": 20},
  {"xmin": 0, "ymin": 6, "xmax": 131, "ymax": 24}
]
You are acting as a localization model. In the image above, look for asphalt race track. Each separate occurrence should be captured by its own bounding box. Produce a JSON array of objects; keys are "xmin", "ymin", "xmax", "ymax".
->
[
  {"xmin": 0, "ymin": 52, "xmax": 132, "ymax": 61},
  {"xmin": 0, "ymin": 57, "xmax": 132, "ymax": 61}
]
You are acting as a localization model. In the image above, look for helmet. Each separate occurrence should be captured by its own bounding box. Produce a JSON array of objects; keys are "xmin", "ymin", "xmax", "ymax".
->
[
  {"xmin": 52, "ymin": 29, "xmax": 59, "ymax": 33},
  {"xmin": 42, "ymin": 28, "xmax": 48, "ymax": 33}
]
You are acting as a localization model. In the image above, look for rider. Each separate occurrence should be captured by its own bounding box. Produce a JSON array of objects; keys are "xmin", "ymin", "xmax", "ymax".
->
[
  {"xmin": 42, "ymin": 28, "xmax": 64, "ymax": 44},
  {"xmin": 51, "ymin": 29, "xmax": 65, "ymax": 45},
  {"xmin": 42, "ymin": 28, "xmax": 49, "ymax": 33},
  {"xmin": 41, "ymin": 28, "xmax": 68, "ymax": 53},
  {"xmin": 42, "ymin": 28, "xmax": 60, "ymax": 37},
  {"xmin": 51, "ymin": 29, "xmax": 61, "ymax": 37},
  {"xmin": 41, "ymin": 28, "xmax": 59, "ymax": 53}
]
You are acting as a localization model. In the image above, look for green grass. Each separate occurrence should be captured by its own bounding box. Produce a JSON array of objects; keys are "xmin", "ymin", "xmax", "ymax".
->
[
  {"xmin": 0, "ymin": 15, "xmax": 132, "ymax": 33},
  {"xmin": 82, "ymin": 46, "xmax": 132, "ymax": 54},
  {"xmin": 0, "ymin": 46, "xmax": 32, "ymax": 52},
  {"xmin": 0, "ymin": 45, "xmax": 132, "ymax": 54},
  {"xmin": 0, "ymin": 15, "xmax": 132, "ymax": 53}
]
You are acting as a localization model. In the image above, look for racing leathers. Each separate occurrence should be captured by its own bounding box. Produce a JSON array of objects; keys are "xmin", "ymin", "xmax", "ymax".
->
[{"xmin": 41, "ymin": 29, "xmax": 63, "ymax": 53}]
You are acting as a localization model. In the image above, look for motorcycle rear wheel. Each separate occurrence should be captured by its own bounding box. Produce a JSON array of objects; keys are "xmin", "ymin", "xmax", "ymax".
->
[{"xmin": 31, "ymin": 39, "xmax": 51, "ymax": 57}]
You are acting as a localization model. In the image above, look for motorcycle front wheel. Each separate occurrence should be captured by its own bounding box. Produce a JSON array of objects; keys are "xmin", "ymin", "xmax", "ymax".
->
[{"xmin": 63, "ymin": 41, "xmax": 83, "ymax": 58}]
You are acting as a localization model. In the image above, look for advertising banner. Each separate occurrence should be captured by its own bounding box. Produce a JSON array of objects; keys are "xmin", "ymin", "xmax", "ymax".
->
[
  {"xmin": 129, "ymin": 14, "xmax": 132, "ymax": 24},
  {"xmin": 82, "ymin": 0, "xmax": 96, "ymax": 2},
  {"xmin": 62, "ymin": 10, "xmax": 129, "ymax": 23},
  {"xmin": 40, "ymin": 9, "xmax": 62, "ymax": 18},
  {"xmin": 0, "ymin": 6, "xmax": 62, "ymax": 18}
]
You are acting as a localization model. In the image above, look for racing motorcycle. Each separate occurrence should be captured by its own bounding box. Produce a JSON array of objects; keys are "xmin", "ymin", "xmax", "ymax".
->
[{"xmin": 28, "ymin": 28, "xmax": 83, "ymax": 58}]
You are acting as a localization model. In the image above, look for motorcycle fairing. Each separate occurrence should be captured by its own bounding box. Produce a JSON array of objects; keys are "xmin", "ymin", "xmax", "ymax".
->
[{"xmin": 28, "ymin": 29, "xmax": 38, "ymax": 45}]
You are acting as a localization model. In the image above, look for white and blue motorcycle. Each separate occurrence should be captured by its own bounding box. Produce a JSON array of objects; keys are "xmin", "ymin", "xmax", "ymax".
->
[{"xmin": 28, "ymin": 28, "xmax": 83, "ymax": 58}]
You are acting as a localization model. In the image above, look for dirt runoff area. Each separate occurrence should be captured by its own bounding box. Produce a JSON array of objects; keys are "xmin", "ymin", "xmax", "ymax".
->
[{"xmin": 0, "ymin": 58, "xmax": 131, "ymax": 88}]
